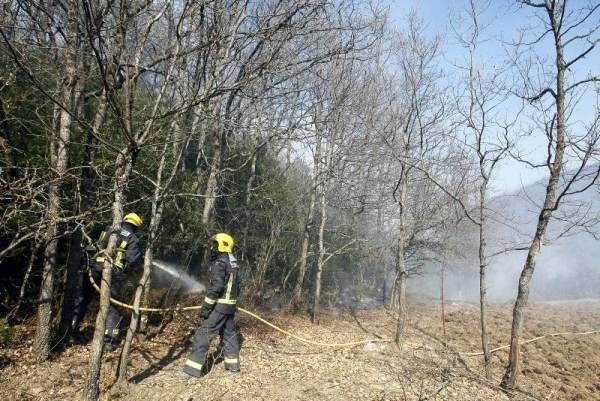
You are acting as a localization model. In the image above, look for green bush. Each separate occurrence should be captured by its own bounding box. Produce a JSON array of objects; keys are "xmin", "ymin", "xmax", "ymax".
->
[{"xmin": 0, "ymin": 319, "xmax": 16, "ymax": 347}]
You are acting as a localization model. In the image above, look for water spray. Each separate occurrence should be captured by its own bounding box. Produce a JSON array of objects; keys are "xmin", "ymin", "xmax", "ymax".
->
[{"xmin": 151, "ymin": 260, "xmax": 206, "ymax": 293}]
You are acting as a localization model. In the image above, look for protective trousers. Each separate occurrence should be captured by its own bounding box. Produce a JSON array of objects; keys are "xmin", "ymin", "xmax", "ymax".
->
[
  {"xmin": 183, "ymin": 311, "xmax": 240, "ymax": 377},
  {"xmin": 72, "ymin": 262, "xmax": 123, "ymax": 342}
]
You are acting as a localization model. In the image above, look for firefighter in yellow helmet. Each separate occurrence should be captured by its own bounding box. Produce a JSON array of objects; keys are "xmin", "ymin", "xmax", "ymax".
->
[
  {"xmin": 183, "ymin": 233, "xmax": 242, "ymax": 377},
  {"xmin": 72, "ymin": 213, "xmax": 144, "ymax": 350}
]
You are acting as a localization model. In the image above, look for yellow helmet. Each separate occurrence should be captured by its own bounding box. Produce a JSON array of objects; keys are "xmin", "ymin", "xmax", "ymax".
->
[
  {"xmin": 123, "ymin": 212, "xmax": 143, "ymax": 227},
  {"xmin": 211, "ymin": 233, "xmax": 234, "ymax": 253}
]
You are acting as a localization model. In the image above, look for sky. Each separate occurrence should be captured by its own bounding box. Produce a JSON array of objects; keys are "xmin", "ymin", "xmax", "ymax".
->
[{"xmin": 388, "ymin": 0, "xmax": 600, "ymax": 194}]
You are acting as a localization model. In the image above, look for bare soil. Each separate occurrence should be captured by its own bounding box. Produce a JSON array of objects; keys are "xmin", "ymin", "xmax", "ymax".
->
[{"xmin": 1, "ymin": 299, "xmax": 599, "ymax": 401}]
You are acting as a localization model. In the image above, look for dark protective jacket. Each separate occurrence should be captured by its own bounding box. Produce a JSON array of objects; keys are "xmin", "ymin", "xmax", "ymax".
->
[
  {"xmin": 73, "ymin": 222, "xmax": 143, "ymax": 338},
  {"xmin": 88, "ymin": 222, "xmax": 143, "ymax": 270},
  {"xmin": 202, "ymin": 253, "xmax": 241, "ymax": 314}
]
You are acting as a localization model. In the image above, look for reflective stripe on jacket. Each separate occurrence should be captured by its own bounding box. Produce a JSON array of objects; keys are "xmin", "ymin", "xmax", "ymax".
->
[{"xmin": 90, "ymin": 224, "xmax": 143, "ymax": 270}]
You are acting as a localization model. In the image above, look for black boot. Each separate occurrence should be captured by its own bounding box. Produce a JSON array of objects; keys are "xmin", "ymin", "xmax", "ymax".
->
[
  {"xmin": 224, "ymin": 359, "xmax": 240, "ymax": 373},
  {"xmin": 103, "ymin": 337, "xmax": 120, "ymax": 352}
]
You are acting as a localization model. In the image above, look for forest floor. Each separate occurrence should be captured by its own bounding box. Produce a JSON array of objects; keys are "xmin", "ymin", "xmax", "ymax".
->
[{"xmin": 1, "ymin": 299, "xmax": 599, "ymax": 401}]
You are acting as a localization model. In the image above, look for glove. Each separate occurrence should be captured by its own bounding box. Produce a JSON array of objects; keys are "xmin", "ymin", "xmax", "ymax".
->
[{"xmin": 200, "ymin": 305, "xmax": 213, "ymax": 319}]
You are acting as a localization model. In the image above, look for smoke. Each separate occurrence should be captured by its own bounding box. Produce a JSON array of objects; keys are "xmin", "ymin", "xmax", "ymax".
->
[
  {"xmin": 407, "ymin": 176, "xmax": 600, "ymax": 303},
  {"xmin": 151, "ymin": 260, "xmax": 206, "ymax": 293},
  {"xmin": 408, "ymin": 240, "xmax": 600, "ymax": 304}
]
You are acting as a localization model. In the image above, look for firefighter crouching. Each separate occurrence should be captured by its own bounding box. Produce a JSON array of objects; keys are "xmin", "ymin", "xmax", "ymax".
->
[
  {"xmin": 71, "ymin": 212, "xmax": 144, "ymax": 349},
  {"xmin": 183, "ymin": 233, "xmax": 242, "ymax": 377}
]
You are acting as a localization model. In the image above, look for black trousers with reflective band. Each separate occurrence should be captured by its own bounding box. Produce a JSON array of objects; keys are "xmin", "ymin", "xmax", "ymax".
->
[
  {"xmin": 183, "ymin": 310, "xmax": 240, "ymax": 377},
  {"xmin": 72, "ymin": 262, "xmax": 123, "ymax": 340}
]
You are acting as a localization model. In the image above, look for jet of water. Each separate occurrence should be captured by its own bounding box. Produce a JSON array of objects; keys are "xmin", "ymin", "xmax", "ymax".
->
[{"xmin": 152, "ymin": 260, "xmax": 206, "ymax": 293}]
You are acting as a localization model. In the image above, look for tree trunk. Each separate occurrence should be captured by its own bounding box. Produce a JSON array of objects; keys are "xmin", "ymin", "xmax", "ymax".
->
[
  {"xmin": 478, "ymin": 183, "xmax": 491, "ymax": 379},
  {"xmin": 198, "ymin": 127, "xmax": 221, "ymax": 270},
  {"xmin": 0, "ymin": 97, "xmax": 16, "ymax": 176},
  {"xmin": 395, "ymin": 251, "xmax": 407, "ymax": 344},
  {"xmin": 292, "ymin": 135, "xmax": 320, "ymax": 307},
  {"xmin": 118, "ymin": 139, "xmax": 170, "ymax": 382},
  {"xmin": 440, "ymin": 255, "xmax": 447, "ymax": 341},
  {"xmin": 33, "ymin": 2, "xmax": 79, "ymax": 359},
  {"xmin": 118, "ymin": 233, "xmax": 157, "ymax": 381},
  {"xmin": 139, "ymin": 276, "xmax": 152, "ymax": 335},
  {"xmin": 34, "ymin": 190, "xmax": 57, "ymax": 360},
  {"xmin": 388, "ymin": 271, "xmax": 398, "ymax": 310},
  {"xmin": 83, "ymin": 154, "xmax": 133, "ymax": 401},
  {"xmin": 311, "ymin": 165, "xmax": 327, "ymax": 324},
  {"xmin": 34, "ymin": 111, "xmax": 68, "ymax": 361},
  {"xmin": 501, "ymin": 225, "xmax": 549, "ymax": 389},
  {"xmin": 192, "ymin": 104, "xmax": 208, "ymax": 175},
  {"xmin": 312, "ymin": 118, "xmax": 335, "ymax": 323},
  {"xmin": 245, "ymin": 151, "xmax": 257, "ymax": 204},
  {"xmin": 201, "ymin": 131, "xmax": 220, "ymax": 225},
  {"xmin": 59, "ymin": 91, "xmax": 107, "ymax": 338},
  {"xmin": 394, "ymin": 167, "xmax": 408, "ymax": 344},
  {"xmin": 293, "ymin": 189, "xmax": 316, "ymax": 306},
  {"xmin": 501, "ymin": 10, "xmax": 567, "ymax": 389},
  {"xmin": 240, "ymin": 149, "xmax": 258, "ymax": 266}
]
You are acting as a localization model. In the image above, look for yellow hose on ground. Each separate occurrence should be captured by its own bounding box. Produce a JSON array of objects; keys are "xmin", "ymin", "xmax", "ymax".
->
[
  {"xmin": 87, "ymin": 268, "xmax": 392, "ymax": 347},
  {"xmin": 460, "ymin": 330, "xmax": 600, "ymax": 356}
]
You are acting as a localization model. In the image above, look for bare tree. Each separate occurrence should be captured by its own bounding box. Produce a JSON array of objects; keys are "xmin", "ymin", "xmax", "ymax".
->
[
  {"xmin": 502, "ymin": 0, "xmax": 600, "ymax": 390},
  {"xmin": 118, "ymin": 132, "xmax": 185, "ymax": 381},
  {"xmin": 30, "ymin": 0, "xmax": 81, "ymax": 361},
  {"xmin": 312, "ymin": 102, "xmax": 333, "ymax": 323},
  {"xmin": 381, "ymin": 15, "xmax": 448, "ymax": 343},
  {"xmin": 451, "ymin": 0, "xmax": 514, "ymax": 379},
  {"xmin": 81, "ymin": 1, "xmax": 183, "ymax": 398},
  {"xmin": 59, "ymin": 88, "xmax": 108, "ymax": 339}
]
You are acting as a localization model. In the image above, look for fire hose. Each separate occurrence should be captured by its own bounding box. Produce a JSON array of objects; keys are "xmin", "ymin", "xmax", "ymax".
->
[
  {"xmin": 458, "ymin": 330, "xmax": 600, "ymax": 356},
  {"xmin": 88, "ymin": 269, "xmax": 600, "ymax": 352},
  {"xmin": 87, "ymin": 268, "xmax": 392, "ymax": 348}
]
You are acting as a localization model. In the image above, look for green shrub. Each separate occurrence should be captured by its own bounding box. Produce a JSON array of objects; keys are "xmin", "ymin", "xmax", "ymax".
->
[{"xmin": 0, "ymin": 319, "xmax": 16, "ymax": 347}]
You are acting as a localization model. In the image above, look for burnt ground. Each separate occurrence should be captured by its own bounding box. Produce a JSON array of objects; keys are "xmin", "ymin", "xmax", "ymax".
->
[{"xmin": 1, "ymin": 299, "xmax": 599, "ymax": 401}]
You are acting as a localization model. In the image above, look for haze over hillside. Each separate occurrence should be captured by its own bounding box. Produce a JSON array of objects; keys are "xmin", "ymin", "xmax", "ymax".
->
[{"xmin": 410, "ymin": 169, "xmax": 600, "ymax": 303}]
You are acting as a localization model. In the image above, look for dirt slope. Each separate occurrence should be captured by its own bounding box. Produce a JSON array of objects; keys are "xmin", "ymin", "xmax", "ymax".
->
[{"xmin": 1, "ymin": 300, "xmax": 599, "ymax": 401}]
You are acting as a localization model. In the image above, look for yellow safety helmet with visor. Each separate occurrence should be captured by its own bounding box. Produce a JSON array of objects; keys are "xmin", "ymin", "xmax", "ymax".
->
[
  {"xmin": 123, "ymin": 212, "xmax": 143, "ymax": 228},
  {"xmin": 212, "ymin": 233, "xmax": 234, "ymax": 253}
]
